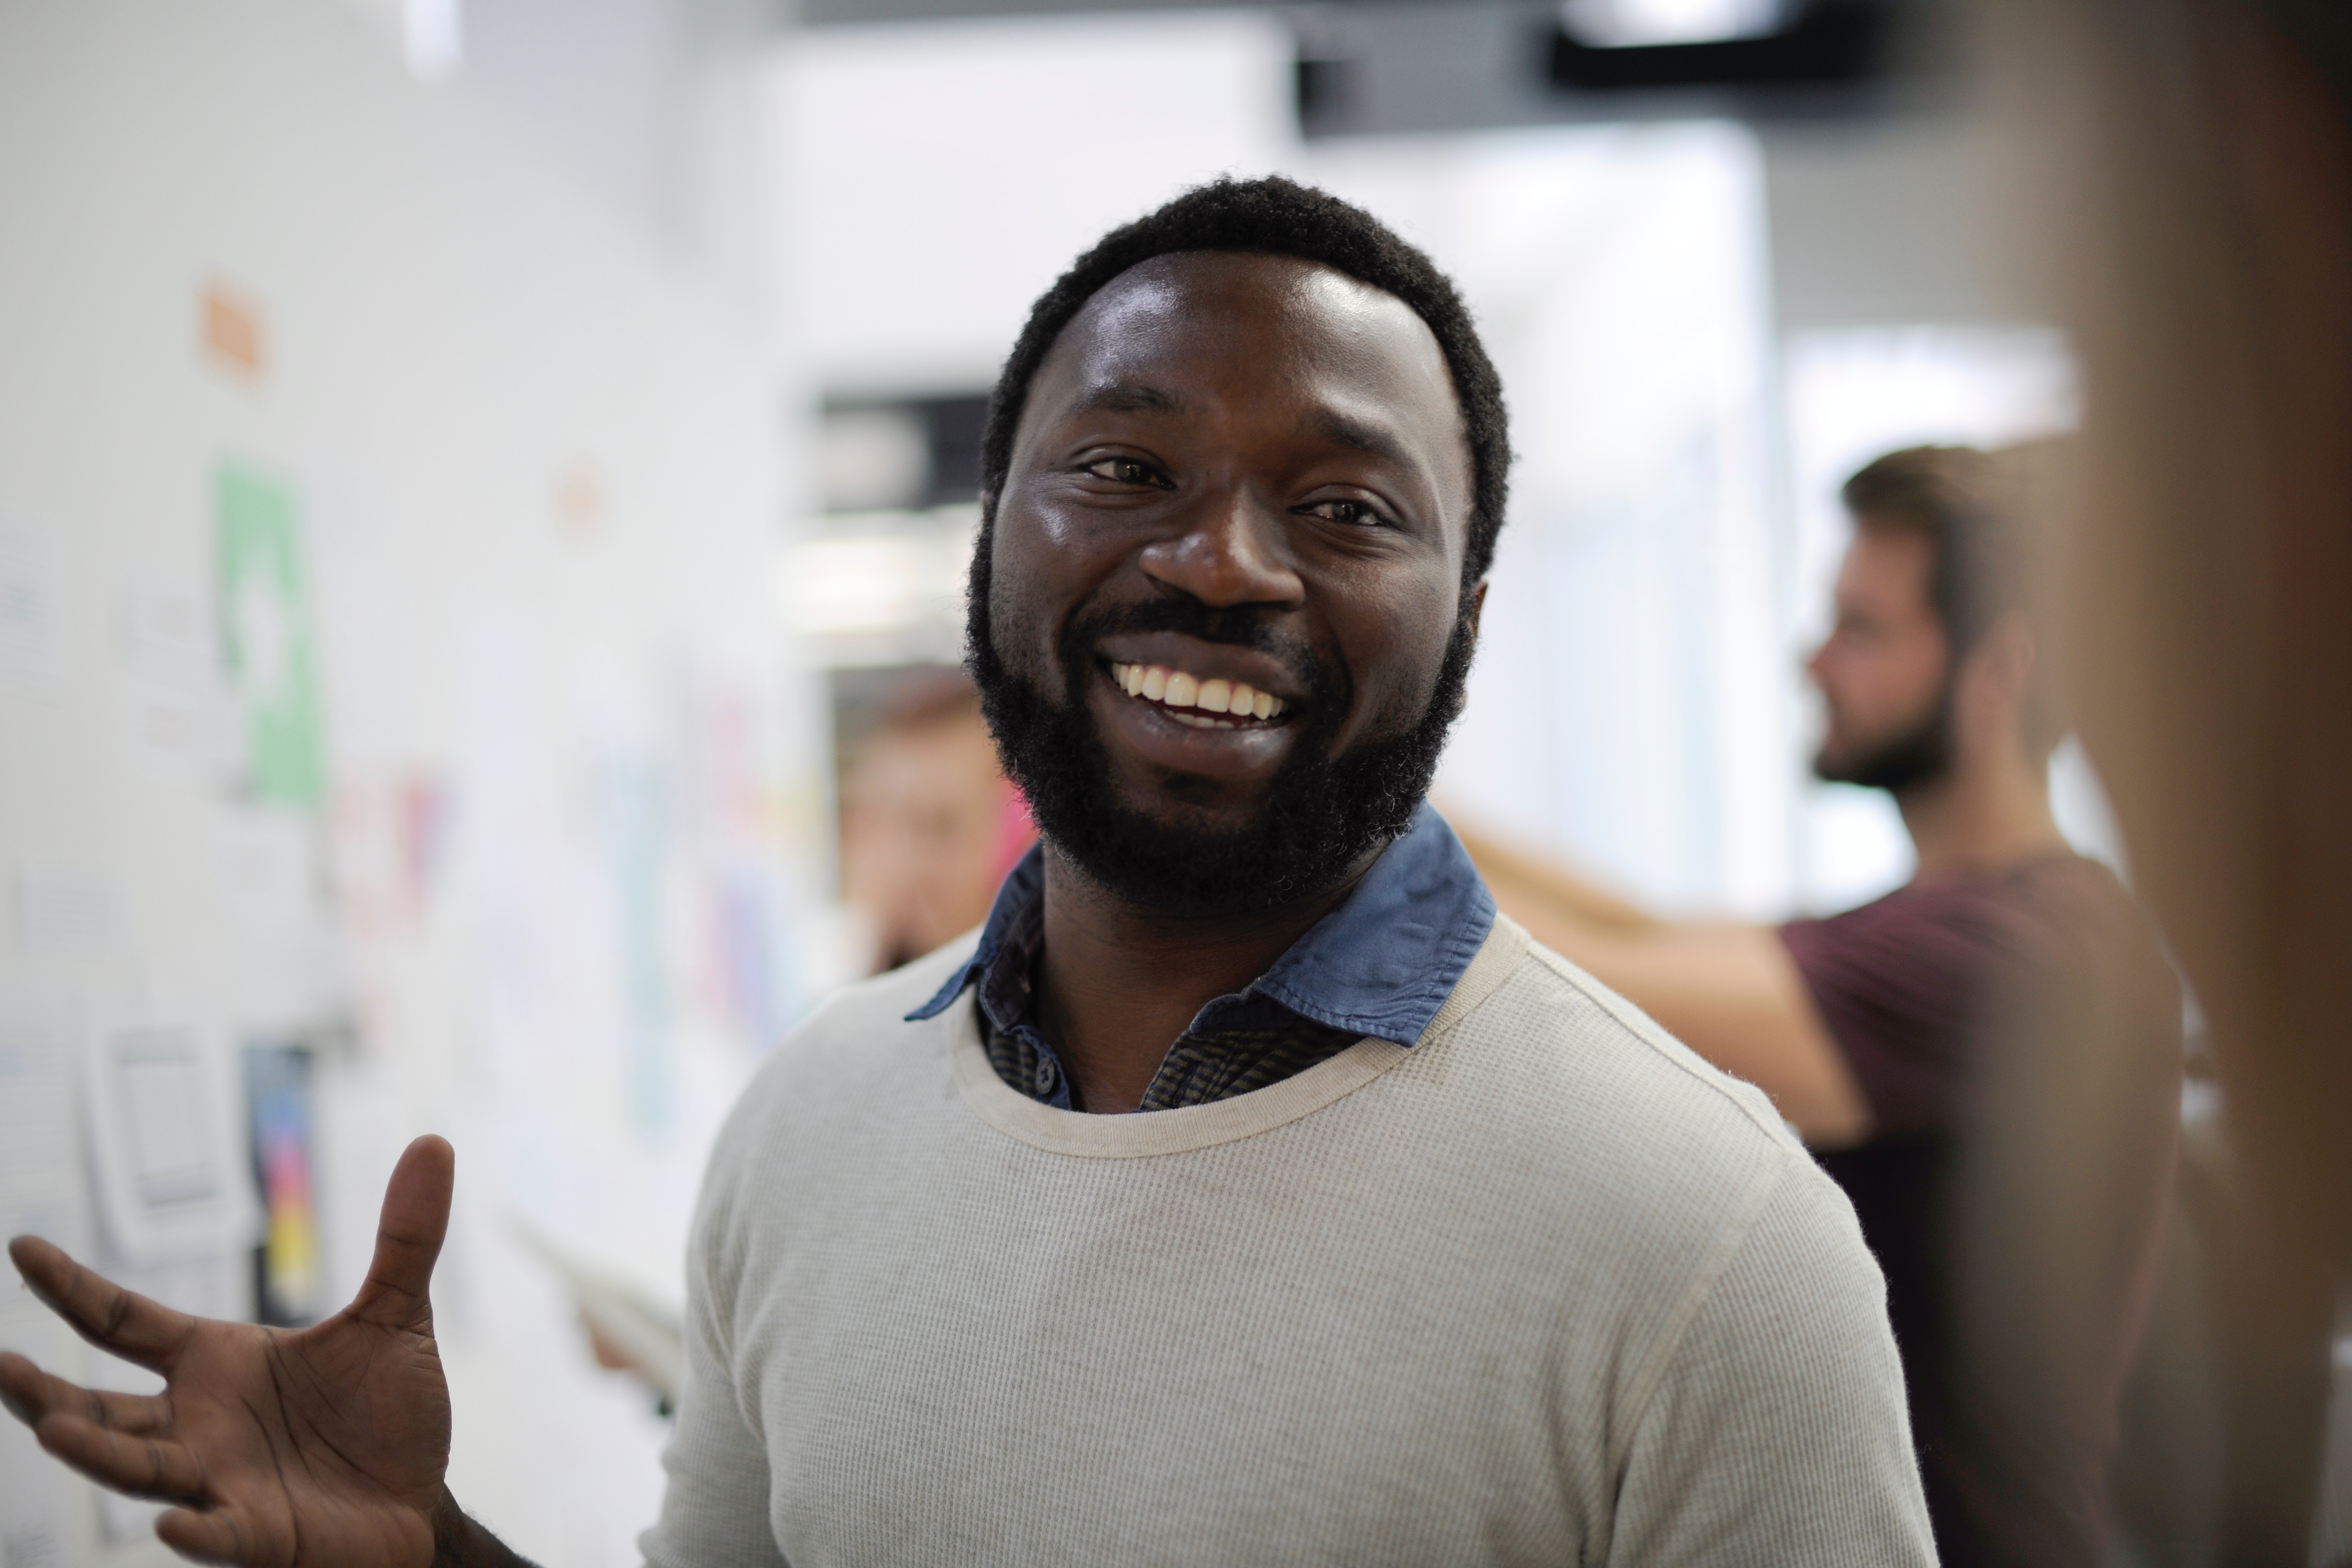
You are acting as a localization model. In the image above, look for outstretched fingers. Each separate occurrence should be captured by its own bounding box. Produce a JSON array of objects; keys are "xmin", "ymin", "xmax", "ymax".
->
[
  {"xmin": 7, "ymin": 1236, "xmax": 196, "ymax": 1371},
  {"xmin": 0, "ymin": 1351, "xmax": 170, "ymax": 1435},
  {"xmin": 34, "ymin": 1410, "xmax": 211, "ymax": 1504},
  {"xmin": 349, "ymin": 1135, "xmax": 454, "ymax": 1329}
]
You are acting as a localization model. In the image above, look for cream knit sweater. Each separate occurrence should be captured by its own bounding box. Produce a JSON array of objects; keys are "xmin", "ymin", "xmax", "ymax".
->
[{"xmin": 640, "ymin": 916, "xmax": 1934, "ymax": 1566}]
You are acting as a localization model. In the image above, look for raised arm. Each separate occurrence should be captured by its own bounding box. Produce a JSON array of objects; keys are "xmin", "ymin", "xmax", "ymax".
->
[
  {"xmin": 1451, "ymin": 822, "xmax": 1662, "ymax": 935},
  {"xmin": 1458, "ymin": 824, "xmax": 1872, "ymax": 1145},
  {"xmin": 0, "ymin": 1137, "xmax": 534, "ymax": 1568}
]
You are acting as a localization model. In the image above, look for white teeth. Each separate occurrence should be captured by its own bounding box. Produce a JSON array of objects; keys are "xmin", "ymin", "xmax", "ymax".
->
[{"xmin": 1108, "ymin": 661, "xmax": 1288, "ymax": 721}]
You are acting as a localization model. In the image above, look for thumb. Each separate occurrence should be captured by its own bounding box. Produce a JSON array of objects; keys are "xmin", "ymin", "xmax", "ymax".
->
[{"xmin": 349, "ymin": 1135, "xmax": 454, "ymax": 1329}]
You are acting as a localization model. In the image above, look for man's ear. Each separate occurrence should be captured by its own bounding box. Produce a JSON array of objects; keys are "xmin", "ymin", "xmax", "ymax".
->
[{"xmin": 1962, "ymin": 611, "xmax": 2037, "ymax": 730}]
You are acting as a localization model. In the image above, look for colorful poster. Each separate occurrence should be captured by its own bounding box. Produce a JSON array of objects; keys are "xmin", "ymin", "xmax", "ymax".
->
[
  {"xmin": 217, "ymin": 464, "xmax": 325, "ymax": 806},
  {"xmin": 244, "ymin": 1044, "xmax": 322, "ymax": 1326}
]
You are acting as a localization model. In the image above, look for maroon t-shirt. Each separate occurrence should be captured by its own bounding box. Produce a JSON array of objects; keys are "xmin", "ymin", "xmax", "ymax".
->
[{"xmin": 1782, "ymin": 856, "xmax": 2181, "ymax": 1568}]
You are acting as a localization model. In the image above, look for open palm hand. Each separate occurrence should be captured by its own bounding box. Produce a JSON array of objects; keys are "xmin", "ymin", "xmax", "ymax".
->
[{"xmin": 2, "ymin": 1136, "xmax": 461, "ymax": 1567}]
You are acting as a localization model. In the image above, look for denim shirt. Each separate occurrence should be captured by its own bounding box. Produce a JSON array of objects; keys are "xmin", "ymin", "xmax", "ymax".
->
[{"xmin": 907, "ymin": 801, "xmax": 1497, "ymax": 1112}]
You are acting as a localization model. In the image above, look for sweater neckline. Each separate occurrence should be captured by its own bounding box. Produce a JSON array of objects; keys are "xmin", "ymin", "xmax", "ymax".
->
[{"xmin": 946, "ymin": 916, "xmax": 1530, "ymax": 1159}]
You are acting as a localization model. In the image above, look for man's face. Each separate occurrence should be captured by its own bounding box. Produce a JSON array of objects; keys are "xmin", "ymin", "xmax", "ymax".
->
[
  {"xmin": 1807, "ymin": 522, "xmax": 1953, "ymax": 790},
  {"xmin": 972, "ymin": 250, "xmax": 1477, "ymax": 914}
]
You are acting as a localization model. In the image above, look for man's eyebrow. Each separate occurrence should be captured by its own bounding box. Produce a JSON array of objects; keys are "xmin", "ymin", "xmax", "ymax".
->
[
  {"xmin": 1309, "ymin": 408, "xmax": 1413, "ymax": 469},
  {"xmin": 1075, "ymin": 383, "xmax": 1185, "ymax": 415}
]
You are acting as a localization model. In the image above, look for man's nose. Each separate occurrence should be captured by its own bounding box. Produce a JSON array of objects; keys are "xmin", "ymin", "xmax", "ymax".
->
[{"xmin": 1136, "ymin": 489, "xmax": 1305, "ymax": 609}]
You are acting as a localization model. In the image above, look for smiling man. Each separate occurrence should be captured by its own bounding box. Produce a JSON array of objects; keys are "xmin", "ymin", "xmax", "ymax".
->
[{"xmin": 2, "ymin": 178, "xmax": 1931, "ymax": 1567}]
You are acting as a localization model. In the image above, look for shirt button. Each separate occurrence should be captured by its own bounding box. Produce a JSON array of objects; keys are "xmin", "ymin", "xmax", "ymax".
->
[{"xmin": 1033, "ymin": 1059, "xmax": 1058, "ymax": 1096}]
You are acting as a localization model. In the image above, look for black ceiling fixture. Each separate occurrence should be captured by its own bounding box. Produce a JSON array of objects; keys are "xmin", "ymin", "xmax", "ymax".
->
[
  {"xmin": 1549, "ymin": 0, "xmax": 1901, "ymax": 96},
  {"xmin": 820, "ymin": 392, "xmax": 991, "ymax": 511}
]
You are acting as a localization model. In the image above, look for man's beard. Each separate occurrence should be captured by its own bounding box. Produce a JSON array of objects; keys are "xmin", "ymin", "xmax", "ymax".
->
[
  {"xmin": 966, "ymin": 542, "xmax": 1475, "ymax": 919},
  {"xmin": 1814, "ymin": 683, "xmax": 1954, "ymax": 794}
]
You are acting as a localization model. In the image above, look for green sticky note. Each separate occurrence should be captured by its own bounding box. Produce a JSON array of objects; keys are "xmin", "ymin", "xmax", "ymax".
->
[{"xmin": 217, "ymin": 463, "xmax": 324, "ymax": 806}]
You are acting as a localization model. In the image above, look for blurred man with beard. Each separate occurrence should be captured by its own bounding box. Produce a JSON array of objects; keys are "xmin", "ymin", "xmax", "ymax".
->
[
  {"xmin": 2, "ymin": 178, "xmax": 1930, "ymax": 1566},
  {"xmin": 1466, "ymin": 444, "xmax": 2184, "ymax": 1566}
]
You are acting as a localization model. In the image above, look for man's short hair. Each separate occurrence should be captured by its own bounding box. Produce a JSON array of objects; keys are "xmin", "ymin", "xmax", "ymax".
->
[
  {"xmin": 1842, "ymin": 443, "xmax": 2066, "ymax": 755},
  {"xmin": 976, "ymin": 175, "xmax": 1511, "ymax": 591}
]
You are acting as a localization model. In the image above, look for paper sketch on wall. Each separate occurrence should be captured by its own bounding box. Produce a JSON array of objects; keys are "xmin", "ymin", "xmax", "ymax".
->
[
  {"xmin": 79, "ymin": 1019, "xmax": 258, "ymax": 1266},
  {"xmin": 0, "ymin": 983, "xmax": 82, "ymax": 1254},
  {"xmin": 0, "ymin": 516, "xmax": 64, "ymax": 691},
  {"xmin": 217, "ymin": 805, "xmax": 346, "ymax": 1036},
  {"xmin": 218, "ymin": 463, "xmax": 326, "ymax": 807},
  {"xmin": 119, "ymin": 566, "xmax": 241, "ymax": 784}
]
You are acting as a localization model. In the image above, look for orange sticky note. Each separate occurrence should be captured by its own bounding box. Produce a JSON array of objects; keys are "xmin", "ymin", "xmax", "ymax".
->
[
  {"xmin": 201, "ymin": 281, "xmax": 264, "ymax": 380},
  {"xmin": 554, "ymin": 456, "xmax": 606, "ymax": 540}
]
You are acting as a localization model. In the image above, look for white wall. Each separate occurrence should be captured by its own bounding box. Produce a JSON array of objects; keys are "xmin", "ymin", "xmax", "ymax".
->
[
  {"xmin": 0, "ymin": 2, "xmax": 814, "ymax": 1562},
  {"xmin": 773, "ymin": 10, "xmax": 1299, "ymax": 396},
  {"xmin": 1760, "ymin": 115, "xmax": 2021, "ymax": 334}
]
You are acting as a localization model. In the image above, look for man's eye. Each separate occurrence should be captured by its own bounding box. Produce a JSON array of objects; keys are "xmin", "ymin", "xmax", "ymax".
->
[
  {"xmin": 1083, "ymin": 458, "xmax": 1160, "ymax": 485},
  {"xmin": 1306, "ymin": 498, "xmax": 1388, "ymax": 528}
]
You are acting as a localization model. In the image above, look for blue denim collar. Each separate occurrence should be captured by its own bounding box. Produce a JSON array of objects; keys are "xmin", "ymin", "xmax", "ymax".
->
[{"xmin": 906, "ymin": 801, "xmax": 1495, "ymax": 1049}]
